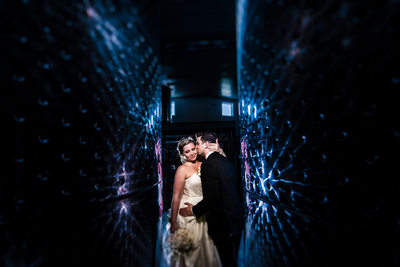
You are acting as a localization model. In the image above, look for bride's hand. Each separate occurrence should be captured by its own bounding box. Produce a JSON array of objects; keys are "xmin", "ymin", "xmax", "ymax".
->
[
  {"xmin": 170, "ymin": 222, "xmax": 179, "ymax": 233},
  {"xmin": 208, "ymin": 143, "xmax": 226, "ymax": 157},
  {"xmin": 208, "ymin": 143, "xmax": 219, "ymax": 152}
]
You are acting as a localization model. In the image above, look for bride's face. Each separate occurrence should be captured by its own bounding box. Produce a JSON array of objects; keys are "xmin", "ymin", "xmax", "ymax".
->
[{"xmin": 183, "ymin": 143, "xmax": 197, "ymax": 162}]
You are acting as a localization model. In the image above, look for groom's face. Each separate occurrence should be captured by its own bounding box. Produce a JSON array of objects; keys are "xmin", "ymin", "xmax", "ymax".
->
[{"xmin": 196, "ymin": 137, "xmax": 206, "ymax": 156}]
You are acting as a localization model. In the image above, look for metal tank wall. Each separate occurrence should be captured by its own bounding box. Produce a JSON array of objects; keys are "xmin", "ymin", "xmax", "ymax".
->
[
  {"xmin": 1, "ymin": 1, "xmax": 162, "ymax": 266},
  {"xmin": 237, "ymin": 0, "xmax": 398, "ymax": 266}
]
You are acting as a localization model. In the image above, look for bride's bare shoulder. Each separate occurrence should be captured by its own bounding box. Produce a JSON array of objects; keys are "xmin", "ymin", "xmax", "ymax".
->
[{"xmin": 176, "ymin": 164, "xmax": 188, "ymax": 173}]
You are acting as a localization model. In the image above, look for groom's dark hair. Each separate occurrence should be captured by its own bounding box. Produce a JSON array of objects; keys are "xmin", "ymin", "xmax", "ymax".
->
[
  {"xmin": 195, "ymin": 132, "xmax": 204, "ymax": 139},
  {"xmin": 199, "ymin": 132, "xmax": 217, "ymax": 143}
]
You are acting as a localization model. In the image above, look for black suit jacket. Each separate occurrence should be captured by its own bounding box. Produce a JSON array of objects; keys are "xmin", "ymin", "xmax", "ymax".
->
[{"xmin": 192, "ymin": 152, "xmax": 244, "ymax": 238}]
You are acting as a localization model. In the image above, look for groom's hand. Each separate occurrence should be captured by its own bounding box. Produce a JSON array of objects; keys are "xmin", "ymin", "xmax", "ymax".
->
[{"xmin": 179, "ymin": 202, "xmax": 194, "ymax": 217}]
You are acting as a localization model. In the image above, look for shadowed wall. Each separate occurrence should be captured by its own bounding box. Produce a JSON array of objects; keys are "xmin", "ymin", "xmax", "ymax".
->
[
  {"xmin": 237, "ymin": 0, "xmax": 398, "ymax": 266},
  {"xmin": 1, "ymin": 1, "xmax": 162, "ymax": 266}
]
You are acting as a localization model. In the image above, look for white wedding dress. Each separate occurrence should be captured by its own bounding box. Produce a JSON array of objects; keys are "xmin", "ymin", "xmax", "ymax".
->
[{"xmin": 165, "ymin": 173, "xmax": 222, "ymax": 267}]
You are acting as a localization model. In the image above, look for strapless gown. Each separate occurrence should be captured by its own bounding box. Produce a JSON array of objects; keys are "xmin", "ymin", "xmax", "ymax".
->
[{"xmin": 167, "ymin": 173, "xmax": 222, "ymax": 267}]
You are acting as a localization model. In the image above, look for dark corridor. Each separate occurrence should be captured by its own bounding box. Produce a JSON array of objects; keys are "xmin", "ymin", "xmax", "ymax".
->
[{"xmin": 1, "ymin": 0, "xmax": 399, "ymax": 266}]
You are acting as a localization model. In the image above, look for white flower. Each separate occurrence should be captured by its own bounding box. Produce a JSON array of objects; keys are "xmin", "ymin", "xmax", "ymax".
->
[{"xmin": 169, "ymin": 228, "xmax": 197, "ymax": 256}]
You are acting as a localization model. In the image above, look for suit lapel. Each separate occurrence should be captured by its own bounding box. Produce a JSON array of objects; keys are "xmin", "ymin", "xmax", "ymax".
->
[{"xmin": 201, "ymin": 152, "xmax": 216, "ymax": 181}]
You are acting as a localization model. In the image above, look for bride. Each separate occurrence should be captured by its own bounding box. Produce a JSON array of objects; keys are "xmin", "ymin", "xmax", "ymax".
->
[{"xmin": 168, "ymin": 136, "xmax": 223, "ymax": 267}]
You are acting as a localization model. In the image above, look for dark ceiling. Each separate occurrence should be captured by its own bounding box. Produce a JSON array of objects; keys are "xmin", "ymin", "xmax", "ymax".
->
[{"xmin": 159, "ymin": 0, "xmax": 237, "ymax": 99}]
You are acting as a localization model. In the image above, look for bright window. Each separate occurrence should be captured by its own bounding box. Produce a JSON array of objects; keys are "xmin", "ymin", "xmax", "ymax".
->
[
  {"xmin": 222, "ymin": 102, "xmax": 233, "ymax": 117},
  {"xmin": 171, "ymin": 101, "xmax": 175, "ymax": 116}
]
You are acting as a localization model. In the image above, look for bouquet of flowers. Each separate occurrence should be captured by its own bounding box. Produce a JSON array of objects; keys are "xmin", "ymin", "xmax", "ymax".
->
[{"xmin": 168, "ymin": 228, "xmax": 197, "ymax": 256}]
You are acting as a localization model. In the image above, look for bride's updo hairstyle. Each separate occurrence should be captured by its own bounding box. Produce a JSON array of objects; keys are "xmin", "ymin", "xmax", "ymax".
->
[{"xmin": 177, "ymin": 136, "xmax": 196, "ymax": 164}]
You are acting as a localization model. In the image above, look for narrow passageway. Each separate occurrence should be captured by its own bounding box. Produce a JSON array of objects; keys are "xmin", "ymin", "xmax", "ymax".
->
[{"xmin": 2, "ymin": 0, "xmax": 398, "ymax": 266}]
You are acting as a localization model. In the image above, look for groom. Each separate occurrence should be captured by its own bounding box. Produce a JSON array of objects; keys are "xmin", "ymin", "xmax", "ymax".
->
[{"xmin": 179, "ymin": 132, "xmax": 245, "ymax": 267}]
